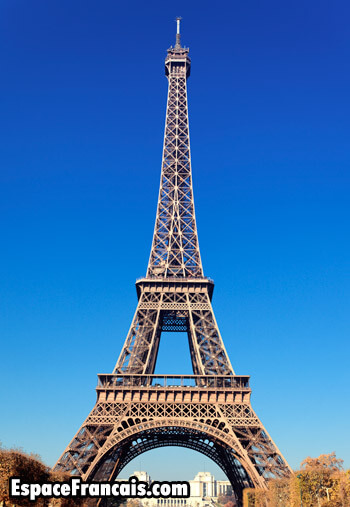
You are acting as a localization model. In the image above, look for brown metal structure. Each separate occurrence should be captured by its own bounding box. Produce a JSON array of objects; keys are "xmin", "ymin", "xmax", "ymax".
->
[{"xmin": 54, "ymin": 20, "xmax": 291, "ymax": 503}]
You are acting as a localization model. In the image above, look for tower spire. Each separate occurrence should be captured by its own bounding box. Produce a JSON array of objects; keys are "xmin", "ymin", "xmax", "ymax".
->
[
  {"xmin": 175, "ymin": 16, "xmax": 182, "ymax": 48},
  {"xmin": 148, "ymin": 18, "xmax": 195, "ymax": 278}
]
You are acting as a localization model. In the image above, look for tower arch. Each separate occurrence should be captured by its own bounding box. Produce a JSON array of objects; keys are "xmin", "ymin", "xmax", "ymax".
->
[{"xmin": 88, "ymin": 423, "xmax": 258, "ymax": 500}]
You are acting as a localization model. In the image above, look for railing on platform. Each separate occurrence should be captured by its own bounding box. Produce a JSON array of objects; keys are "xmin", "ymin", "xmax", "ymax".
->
[
  {"xmin": 135, "ymin": 276, "xmax": 214, "ymax": 284},
  {"xmin": 97, "ymin": 374, "xmax": 250, "ymax": 390}
]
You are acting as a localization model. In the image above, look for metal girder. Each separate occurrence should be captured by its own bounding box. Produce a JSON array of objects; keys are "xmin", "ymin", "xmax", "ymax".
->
[
  {"xmin": 147, "ymin": 44, "xmax": 202, "ymax": 279},
  {"xmin": 54, "ymin": 376, "xmax": 290, "ymax": 500},
  {"xmin": 113, "ymin": 286, "xmax": 233, "ymax": 376}
]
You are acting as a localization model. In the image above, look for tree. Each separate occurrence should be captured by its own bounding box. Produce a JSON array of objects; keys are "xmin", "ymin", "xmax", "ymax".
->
[
  {"xmin": 0, "ymin": 448, "xmax": 50, "ymax": 506},
  {"xmin": 267, "ymin": 477, "xmax": 290, "ymax": 506},
  {"xmin": 218, "ymin": 494, "xmax": 237, "ymax": 506},
  {"xmin": 242, "ymin": 488, "xmax": 267, "ymax": 507},
  {"xmin": 301, "ymin": 453, "xmax": 344, "ymax": 473},
  {"xmin": 242, "ymin": 453, "xmax": 350, "ymax": 506},
  {"xmin": 0, "ymin": 447, "xmax": 86, "ymax": 506},
  {"xmin": 297, "ymin": 452, "xmax": 344, "ymax": 505}
]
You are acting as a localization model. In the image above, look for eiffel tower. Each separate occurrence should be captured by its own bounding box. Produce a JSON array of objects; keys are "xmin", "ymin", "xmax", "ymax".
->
[{"xmin": 54, "ymin": 19, "xmax": 291, "ymax": 503}]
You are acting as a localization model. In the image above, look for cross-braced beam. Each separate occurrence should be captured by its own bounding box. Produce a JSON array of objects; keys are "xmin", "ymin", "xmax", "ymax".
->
[{"xmin": 147, "ymin": 42, "xmax": 202, "ymax": 279}]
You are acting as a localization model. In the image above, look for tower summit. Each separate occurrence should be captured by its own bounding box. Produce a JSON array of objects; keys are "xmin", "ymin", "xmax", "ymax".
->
[
  {"xmin": 165, "ymin": 17, "xmax": 191, "ymax": 78},
  {"xmin": 54, "ymin": 21, "xmax": 291, "ymax": 504}
]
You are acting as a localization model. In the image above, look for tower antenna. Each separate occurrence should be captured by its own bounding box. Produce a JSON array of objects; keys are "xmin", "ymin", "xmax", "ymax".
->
[{"xmin": 175, "ymin": 16, "xmax": 182, "ymax": 48}]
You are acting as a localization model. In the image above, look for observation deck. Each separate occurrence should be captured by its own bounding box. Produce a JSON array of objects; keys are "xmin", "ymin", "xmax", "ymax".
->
[
  {"xmin": 135, "ymin": 276, "xmax": 215, "ymax": 299},
  {"xmin": 96, "ymin": 374, "xmax": 251, "ymax": 404}
]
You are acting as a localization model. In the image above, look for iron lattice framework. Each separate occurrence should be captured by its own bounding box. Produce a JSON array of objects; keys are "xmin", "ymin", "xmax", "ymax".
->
[{"xmin": 54, "ymin": 22, "xmax": 291, "ymax": 504}]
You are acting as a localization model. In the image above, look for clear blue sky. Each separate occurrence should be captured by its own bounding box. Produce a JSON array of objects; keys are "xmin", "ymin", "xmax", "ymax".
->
[{"xmin": 1, "ymin": 0, "xmax": 349, "ymax": 481}]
